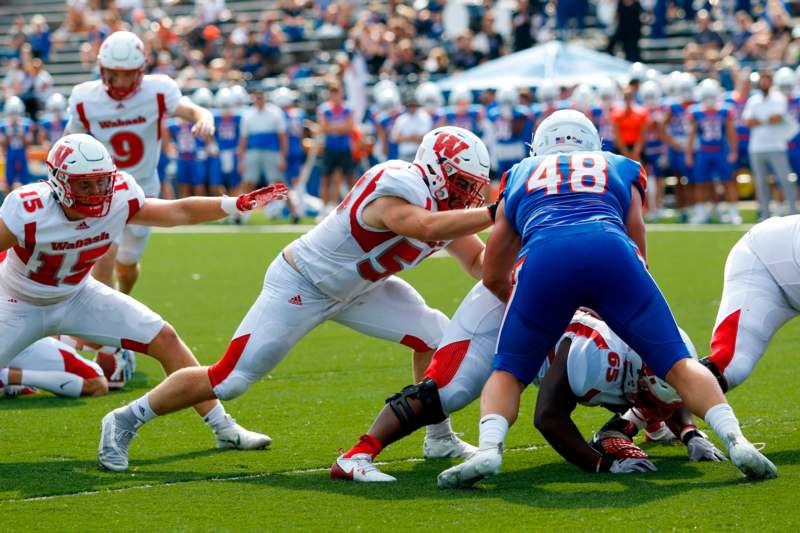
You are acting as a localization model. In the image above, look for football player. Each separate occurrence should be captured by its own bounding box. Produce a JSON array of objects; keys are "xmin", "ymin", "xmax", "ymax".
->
[
  {"xmin": 439, "ymin": 87, "xmax": 486, "ymax": 136},
  {"xmin": 723, "ymin": 71, "xmax": 752, "ymax": 174},
  {"xmin": 165, "ymin": 113, "xmax": 207, "ymax": 198},
  {"xmin": 331, "ymin": 284, "xmax": 723, "ymax": 482},
  {"xmin": 639, "ymin": 80, "xmax": 668, "ymax": 218},
  {"xmin": 0, "ymin": 96, "xmax": 34, "ymax": 189},
  {"xmin": 99, "ymin": 126, "xmax": 497, "ymax": 471},
  {"xmin": 530, "ymin": 80, "xmax": 564, "ymax": 129},
  {"xmin": 663, "ymin": 73, "xmax": 696, "ymax": 222},
  {"xmin": 487, "ymin": 87, "xmax": 533, "ymax": 178},
  {"xmin": 437, "ymin": 110, "xmax": 775, "ymax": 488},
  {"xmin": 37, "ymin": 93, "xmax": 69, "ymax": 151},
  {"xmin": 416, "ymin": 82, "xmax": 445, "ymax": 126},
  {"xmin": 66, "ymin": 31, "xmax": 215, "ymax": 295},
  {"xmin": 373, "ymin": 83, "xmax": 403, "ymax": 163},
  {"xmin": 0, "ymin": 133, "xmax": 287, "ymax": 465},
  {"xmin": 775, "ymin": 67, "xmax": 800, "ymax": 178},
  {"xmin": 590, "ymin": 80, "xmax": 617, "ymax": 153},
  {"xmin": 211, "ymin": 88, "xmax": 242, "ymax": 197},
  {"xmin": 685, "ymin": 79, "xmax": 739, "ymax": 224}
]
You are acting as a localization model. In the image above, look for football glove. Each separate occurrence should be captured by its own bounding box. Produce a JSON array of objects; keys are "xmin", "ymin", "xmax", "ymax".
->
[
  {"xmin": 222, "ymin": 184, "xmax": 289, "ymax": 215},
  {"xmin": 608, "ymin": 457, "xmax": 658, "ymax": 474},
  {"xmin": 683, "ymin": 429, "xmax": 727, "ymax": 462},
  {"xmin": 591, "ymin": 432, "xmax": 657, "ymax": 473}
]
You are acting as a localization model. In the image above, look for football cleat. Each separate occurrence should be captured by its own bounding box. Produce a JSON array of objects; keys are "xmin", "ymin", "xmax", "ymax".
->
[
  {"xmin": 330, "ymin": 453, "xmax": 397, "ymax": 482},
  {"xmin": 95, "ymin": 349, "xmax": 136, "ymax": 390},
  {"xmin": 214, "ymin": 417, "xmax": 272, "ymax": 450},
  {"xmin": 437, "ymin": 446, "xmax": 502, "ymax": 489},
  {"xmin": 2, "ymin": 384, "xmax": 38, "ymax": 397},
  {"xmin": 728, "ymin": 435, "xmax": 778, "ymax": 480},
  {"xmin": 98, "ymin": 408, "xmax": 140, "ymax": 472},
  {"xmin": 423, "ymin": 433, "xmax": 478, "ymax": 459}
]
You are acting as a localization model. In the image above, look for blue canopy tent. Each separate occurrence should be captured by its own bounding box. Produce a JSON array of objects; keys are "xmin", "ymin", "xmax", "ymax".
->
[{"xmin": 436, "ymin": 41, "xmax": 634, "ymax": 92}]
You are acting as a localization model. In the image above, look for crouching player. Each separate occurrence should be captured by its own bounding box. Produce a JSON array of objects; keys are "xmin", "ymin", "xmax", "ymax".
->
[
  {"xmin": 0, "ymin": 134, "xmax": 287, "ymax": 465},
  {"xmin": 331, "ymin": 283, "xmax": 723, "ymax": 481},
  {"xmin": 439, "ymin": 110, "xmax": 775, "ymax": 488}
]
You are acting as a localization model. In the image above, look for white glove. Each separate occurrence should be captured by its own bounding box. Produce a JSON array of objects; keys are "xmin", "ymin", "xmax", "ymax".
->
[
  {"xmin": 686, "ymin": 433, "xmax": 727, "ymax": 462},
  {"xmin": 609, "ymin": 457, "xmax": 657, "ymax": 474}
]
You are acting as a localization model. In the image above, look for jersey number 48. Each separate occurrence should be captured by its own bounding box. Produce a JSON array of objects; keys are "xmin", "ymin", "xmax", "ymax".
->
[{"xmin": 526, "ymin": 153, "xmax": 608, "ymax": 195}]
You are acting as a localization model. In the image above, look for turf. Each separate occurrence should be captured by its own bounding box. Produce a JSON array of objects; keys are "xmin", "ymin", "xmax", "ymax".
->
[{"xmin": 1, "ymin": 228, "xmax": 799, "ymax": 532}]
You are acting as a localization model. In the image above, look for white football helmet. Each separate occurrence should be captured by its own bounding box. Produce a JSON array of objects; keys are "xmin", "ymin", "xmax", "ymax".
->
[
  {"xmin": 415, "ymin": 82, "xmax": 444, "ymax": 111},
  {"xmin": 215, "ymin": 87, "xmax": 236, "ymax": 111},
  {"xmin": 230, "ymin": 84, "xmax": 249, "ymax": 107},
  {"xmin": 571, "ymin": 84, "xmax": 594, "ymax": 110},
  {"xmin": 46, "ymin": 134, "xmax": 117, "ymax": 218},
  {"xmin": 448, "ymin": 86, "xmax": 472, "ymax": 107},
  {"xmin": 373, "ymin": 79, "xmax": 398, "ymax": 96},
  {"xmin": 46, "ymin": 93, "xmax": 67, "ymax": 113},
  {"xmin": 192, "ymin": 87, "xmax": 214, "ymax": 108},
  {"xmin": 640, "ymin": 80, "xmax": 662, "ymax": 107},
  {"xmin": 537, "ymin": 80, "xmax": 559, "ymax": 104},
  {"xmin": 629, "ymin": 61, "xmax": 647, "ymax": 82},
  {"xmin": 375, "ymin": 87, "xmax": 401, "ymax": 112},
  {"xmin": 678, "ymin": 73, "xmax": 697, "ymax": 101},
  {"xmin": 496, "ymin": 86, "xmax": 519, "ymax": 108},
  {"xmin": 696, "ymin": 78, "xmax": 721, "ymax": 106},
  {"xmin": 774, "ymin": 67, "xmax": 797, "ymax": 96},
  {"xmin": 4, "ymin": 96, "xmax": 25, "ymax": 117},
  {"xmin": 530, "ymin": 109, "xmax": 601, "ymax": 156},
  {"xmin": 664, "ymin": 71, "xmax": 684, "ymax": 97},
  {"xmin": 98, "ymin": 31, "xmax": 146, "ymax": 100},
  {"xmin": 414, "ymin": 126, "xmax": 490, "ymax": 210},
  {"xmin": 596, "ymin": 79, "xmax": 617, "ymax": 103},
  {"xmin": 271, "ymin": 87, "xmax": 296, "ymax": 109}
]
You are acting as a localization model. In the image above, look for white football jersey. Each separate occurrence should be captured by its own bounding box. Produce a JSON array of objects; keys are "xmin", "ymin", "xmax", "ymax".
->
[
  {"xmin": 66, "ymin": 75, "xmax": 182, "ymax": 197},
  {"xmin": 746, "ymin": 215, "xmax": 800, "ymax": 309},
  {"xmin": 0, "ymin": 173, "xmax": 145, "ymax": 304},
  {"xmin": 290, "ymin": 161, "xmax": 448, "ymax": 302}
]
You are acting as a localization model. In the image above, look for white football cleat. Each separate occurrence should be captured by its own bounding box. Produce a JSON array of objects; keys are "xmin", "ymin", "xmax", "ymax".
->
[
  {"xmin": 728, "ymin": 435, "xmax": 778, "ymax": 480},
  {"xmin": 437, "ymin": 446, "xmax": 502, "ymax": 489},
  {"xmin": 424, "ymin": 433, "xmax": 478, "ymax": 459},
  {"xmin": 330, "ymin": 453, "xmax": 397, "ymax": 482},
  {"xmin": 214, "ymin": 418, "xmax": 272, "ymax": 450},
  {"xmin": 98, "ymin": 408, "xmax": 140, "ymax": 472}
]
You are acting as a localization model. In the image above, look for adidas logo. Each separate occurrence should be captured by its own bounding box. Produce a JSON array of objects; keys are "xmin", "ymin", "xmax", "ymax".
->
[
  {"xmin": 288, "ymin": 294, "xmax": 303, "ymax": 306},
  {"xmin": 7, "ymin": 298, "xmax": 17, "ymax": 303},
  {"xmin": 76, "ymin": 221, "xmax": 90, "ymax": 230}
]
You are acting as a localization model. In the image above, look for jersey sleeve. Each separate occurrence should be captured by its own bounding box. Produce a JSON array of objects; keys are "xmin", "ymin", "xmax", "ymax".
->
[
  {"xmin": 115, "ymin": 172, "xmax": 146, "ymax": 220},
  {"xmin": 373, "ymin": 167, "xmax": 429, "ymax": 208},
  {"xmin": 151, "ymin": 75, "xmax": 182, "ymax": 114},
  {"xmin": 65, "ymin": 85, "xmax": 88, "ymax": 134},
  {"xmin": 0, "ymin": 190, "xmax": 25, "ymax": 239}
]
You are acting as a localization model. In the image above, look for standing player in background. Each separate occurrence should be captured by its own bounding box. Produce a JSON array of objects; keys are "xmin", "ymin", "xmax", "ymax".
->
[
  {"xmin": 271, "ymin": 87, "xmax": 303, "ymax": 223},
  {"xmin": 391, "ymin": 94, "xmax": 433, "ymax": 162},
  {"xmin": 775, "ymin": 68, "xmax": 800, "ymax": 178},
  {"xmin": 440, "ymin": 86, "xmax": 485, "ymax": 135},
  {"xmin": 611, "ymin": 86, "xmax": 648, "ymax": 164},
  {"xmin": 437, "ymin": 110, "xmax": 776, "ymax": 488},
  {"xmin": 685, "ymin": 79, "xmax": 740, "ymax": 224},
  {"xmin": 640, "ymin": 80, "xmax": 668, "ymax": 218},
  {"xmin": 165, "ymin": 112, "xmax": 206, "ymax": 198},
  {"xmin": 531, "ymin": 81, "xmax": 564, "ymax": 128},
  {"xmin": 213, "ymin": 87, "xmax": 243, "ymax": 198},
  {"xmin": 66, "ymin": 31, "xmax": 216, "ymax": 295},
  {"xmin": 570, "ymin": 84, "xmax": 595, "ymax": 115},
  {"xmin": 37, "ymin": 93, "xmax": 69, "ymax": 150},
  {"xmin": 663, "ymin": 73, "xmax": 697, "ymax": 222},
  {"xmin": 191, "ymin": 88, "xmax": 219, "ymax": 197},
  {"xmin": 416, "ymin": 82, "xmax": 445, "ymax": 126},
  {"xmin": 317, "ymin": 82, "xmax": 355, "ymax": 217},
  {"xmin": 724, "ymin": 71, "xmax": 752, "ymax": 177},
  {"xmin": 488, "ymin": 87, "xmax": 533, "ymax": 178},
  {"xmin": 374, "ymin": 85, "xmax": 403, "ymax": 163},
  {"xmin": 591, "ymin": 80, "xmax": 618, "ymax": 153},
  {"xmin": 0, "ymin": 96, "xmax": 34, "ymax": 190},
  {"xmin": 157, "ymin": 122, "xmax": 174, "ymax": 200}
]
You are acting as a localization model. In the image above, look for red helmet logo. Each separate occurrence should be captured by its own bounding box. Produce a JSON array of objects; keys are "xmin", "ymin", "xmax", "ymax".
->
[
  {"xmin": 50, "ymin": 145, "xmax": 74, "ymax": 169},
  {"xmin": 433, "ymin": 133, "xmax": 469, "ymax": 159}
]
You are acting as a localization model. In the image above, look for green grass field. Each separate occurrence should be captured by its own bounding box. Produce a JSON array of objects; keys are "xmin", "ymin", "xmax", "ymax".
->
[{"xmin": 1, "ymin": 228, "xmax": 799, "ymax": 532}]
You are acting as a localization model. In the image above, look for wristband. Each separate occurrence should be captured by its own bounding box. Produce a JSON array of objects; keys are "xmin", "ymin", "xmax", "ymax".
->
[
  {"xmin": 680, "ymin": 426, "xmax": 701, "ymax": 445},
  {"xmin": 596, "ymin": 454, "xmax": 614, "ymax": 473},
  {"xmin": 221, "ymin": 196, "xmax": 239, "ymax": 215},
  {"xmin": 487, "ymin": 202, "xmax": 498, "ymax": 221}
]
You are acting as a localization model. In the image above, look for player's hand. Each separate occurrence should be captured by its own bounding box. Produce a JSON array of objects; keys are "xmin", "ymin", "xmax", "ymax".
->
[
  {"xmin": 727, "ymin": 152, "xmax": 738, "ymax": 164},
  {"xmin": 685, "ymin": 431, "xmax": 727, "ymax": 462},
  {"xmin": 685, "ymin": 155, "xmax": 694, "ymax": 168},
  {"xmin": 592, "ymin": 433, "xmax": 656, "ymax": 473},
  {"xmin": 278, "ymin": 159, "xmax": 287, "ymax": 173},
  {"xmin": 192, "ymin": 116, "xmax": 215, "ymax": 138},
  {"xmin": 609, "ymin": 457, "xmax": 658, "ymax": 474},
  {"xmin": 236, "ymin": 183, "xmax": 289, "ymax": 212}
]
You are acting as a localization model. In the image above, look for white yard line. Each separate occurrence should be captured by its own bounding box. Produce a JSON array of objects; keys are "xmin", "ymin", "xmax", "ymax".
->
[{"xmin": 3, "ymin": 445, "xmax": 545, "ymax": 504}]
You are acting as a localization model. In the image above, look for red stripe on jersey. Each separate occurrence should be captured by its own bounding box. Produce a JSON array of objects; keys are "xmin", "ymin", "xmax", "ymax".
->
[
  {"xmin": 0, "ymin": 250, "xmax": 6, "ymax": 263},
  {"xmin": 578, "ymin": 388, "xmax": 600, "ymax": 402},
  {"xmin": 635, "ymin": 164, "xmax": 647, "ymax": 207},
  {"xmin": 208, "ymin": 334, "xmax": 251, "ymax": 388},
  {"xmin": 423, "ymin": 339, "xmax": 470, "ymax": 388},
  {"xmin": 76, "ymin": 102, "xmax": 91, "ymax": 133},
  {"xmin": 400, "ymin": 334, "xmax": 434, "ymax": 353},
  {"xmin": 707, "ymin": 309, "xmax": 741, "ymax": 372},
  {"xmin": 126, "ymin": 198, "xmax": 141, "ymax": 223},
  {"xmin": 156, "ymin": 93, "xmax": 166, "ymax": 140},
  {"xmin": 12, "ymin": 222, "xmax": 36, "ymax": 264},
  {"xmin": 565, "ymin": 322, "xmax": 609, "ymax": 350},
  {"xmin": 60, "ymin": 349, "xmax": 102, "ymax": 379},
  {"xmin": 349, "ymin": 169, "xmax": 396, "ymax": 252},
  {"xmin": 121, "ymin": 338, "xmax": 150, "ymax": 353}
]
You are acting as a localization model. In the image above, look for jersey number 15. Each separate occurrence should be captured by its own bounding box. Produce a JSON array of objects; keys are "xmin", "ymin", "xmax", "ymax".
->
[{"xmin": 526, "ymin": 153, "xmax": 608, "ymax": 195}]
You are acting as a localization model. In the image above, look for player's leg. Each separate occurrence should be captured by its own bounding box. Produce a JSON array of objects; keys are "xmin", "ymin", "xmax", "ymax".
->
[
  {"xmin": 114, "ymin": 225, "xmax": 151, "ymax": 295},
  {"xmin": 333, "ymin": 277, "xmax": 476, "ymax": 459},
  {"xmin": 720, "ymin": 155, "xmax": 741, "ymax": 223},
  {"xmin": 749, "ymin": 152, "xmax": 773, "ymax": 219},
  {"xmin": 590, "ymin": 231, "xmax": 777, "ymax": 479},
  {"xmin": 768, "ymin": 151, "xmax": 798, "ymax": 215},
  {"xmin": 3, "ymin": 337, "xmax": 108, "ymax": 397},
  {"xmin": 0, "ymin": 285, "xmax": 52, "ymax": 368},
  {"xmin": 703, "ymin": 236, "xmax": 797, "ymax": 391},
  {"xmin": 176, "ymin": 159, "xmax": 193, "ymax": 198}
]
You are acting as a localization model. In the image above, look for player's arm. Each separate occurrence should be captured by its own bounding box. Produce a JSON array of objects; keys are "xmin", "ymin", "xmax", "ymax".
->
[
  {"xmin": 534, "ymin": 338, "xmax": 601, "ymax": 472},
  {"xmin": 174, "ymin": 99, "xmax": 214, "ymax": 137},
  {"xmin": 368, "ymin": 196, "xmax": 494, "ymax": 242},
  {"xmin": 130, "ymin": 185, "xmax": 288, "ymax": 227},
  {"xmin": 665, "ymin": 407, "xmax": 727, "ymax": 461},
  {"xmin": 0, "ymin": 217, "xmax": 16, "ymax": 252},
  {"xmin": 625, "ymin": 185, "xmax": 647, "ymax": 262},
  {"xmin": 482, "ymin": 200, "xmax": 520, "ymax": 301},
  {"xmin": 725, "ymin": 113, "xmax": 738, "ymax": 163},
  {"xmin": 445, "ymin": 234, "xmax": 485, "ymax": 280},
  {"xmin": 685, "ymin": 118, "xmax": 696, "ymax": 167}
]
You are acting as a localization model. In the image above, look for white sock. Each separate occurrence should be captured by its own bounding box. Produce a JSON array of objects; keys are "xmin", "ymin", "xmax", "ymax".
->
[
  {"xmin": 426, "ymin": 417, "xmax": 453, "ymax": 439},
  {"xmin": 19, "ymin": 370, "xmax": 83, "ymax": 398},
  {"xmin": 127, "ymin": 395, "xmax": 158, "ymax": 424},
  {"xmin": 478, "ymin": 414, "xmax": 509, "ymax": 451},
  {"xmin": 704, "ymin": 403, "xmax": 744, "ymax": 449},
  {"xmin": 622, "ymin": 408, "xmax": 648, "ymax": 430},
  {"xmin": 203, "ymin": 402, "xmax": 233, "ymax": 432}
]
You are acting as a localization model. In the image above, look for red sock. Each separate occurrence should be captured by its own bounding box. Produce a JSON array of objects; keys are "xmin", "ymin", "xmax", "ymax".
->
[
  {"xmin": 645, "ymin": 422, "xmax": 663, "ymax": 433},
  {"xmin": 342, "ymin": 434, "xmax": 383, "ymax": 459}
]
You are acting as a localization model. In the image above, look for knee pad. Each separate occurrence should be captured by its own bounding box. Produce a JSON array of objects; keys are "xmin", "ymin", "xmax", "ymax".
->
[
  {"xmin": 700, "ymin": 357, "xmax": 729, "ymax": 393},
  {"xmin": 385, "ymin": 377, "xmax": 446, "ymax": 431},
  {"xmin": 210, "ymin": 370, "xmax": 254, "ymax": 401}
]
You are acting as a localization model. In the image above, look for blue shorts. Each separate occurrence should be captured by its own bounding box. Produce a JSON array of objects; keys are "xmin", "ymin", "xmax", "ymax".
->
[
  {"xmin": 668, "ymin": 148, "xmax": 692, "ymax": 180},
  {"xmin": 205, "ymin": 157, "xmax": 222, "ymax": 186},
  {"xmin": 286, "ymin": 154, "xmax": 304, "ymax": 182},
  {"xmin": 789, "ymin": 145, "xmax": 800, "ymax": 176},
  {"xmin": 494, "ymin": 223, "xmax": 690, "ymax": 384},
  {"xmin": 176, "ymin": 158, "xmax": 202, "ymax": 186},
  {"xmin": 5, "ymin": 152, "xmax": 30, "ymax": 185},
  {"xmin": 692, "ymin": 150, "xmax": 732, "ymax": 183},
  {"xmin": 157, "ymin": 152, "xmax": 170, "ymax": 183}
]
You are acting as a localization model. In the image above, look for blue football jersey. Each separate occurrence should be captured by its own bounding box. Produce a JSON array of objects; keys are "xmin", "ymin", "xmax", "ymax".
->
[
  {"xmin": 214, "ymin": 112, "xmax": 242, "ymax": 151},
  {"xmin": 284, "ymin": 107, "xmax": 305, "ymax": 157},
  {"xmin": 443, "ymin": 105, "xmax": 484, "ymax": 133},
  {"xmin": 0, "ymin": 117, "xmax": 33, "ymax": 153},
  {"xmin": 40, "ymin": 115, "xmax": 67, "ymax": 144},
  {"xmin": 503, "ymin": 151, "xmax": 646, "ymax": 242},
  {"xmin": 689, "ymin": 104, "xmax": 731, "ymax": 150},
  {"xmin": 168, "ymin": 119, "xmax": 201, "ymax": 160}
]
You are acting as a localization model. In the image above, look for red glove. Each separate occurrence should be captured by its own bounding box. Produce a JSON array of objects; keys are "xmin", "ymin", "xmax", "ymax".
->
[
  {"xmin": 222, "ymin": 183, "xmax": 289, "ymax": 214},
  {"xmin": 597, "ymin": 437, "xmax": 650, "ymax": 459}
]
